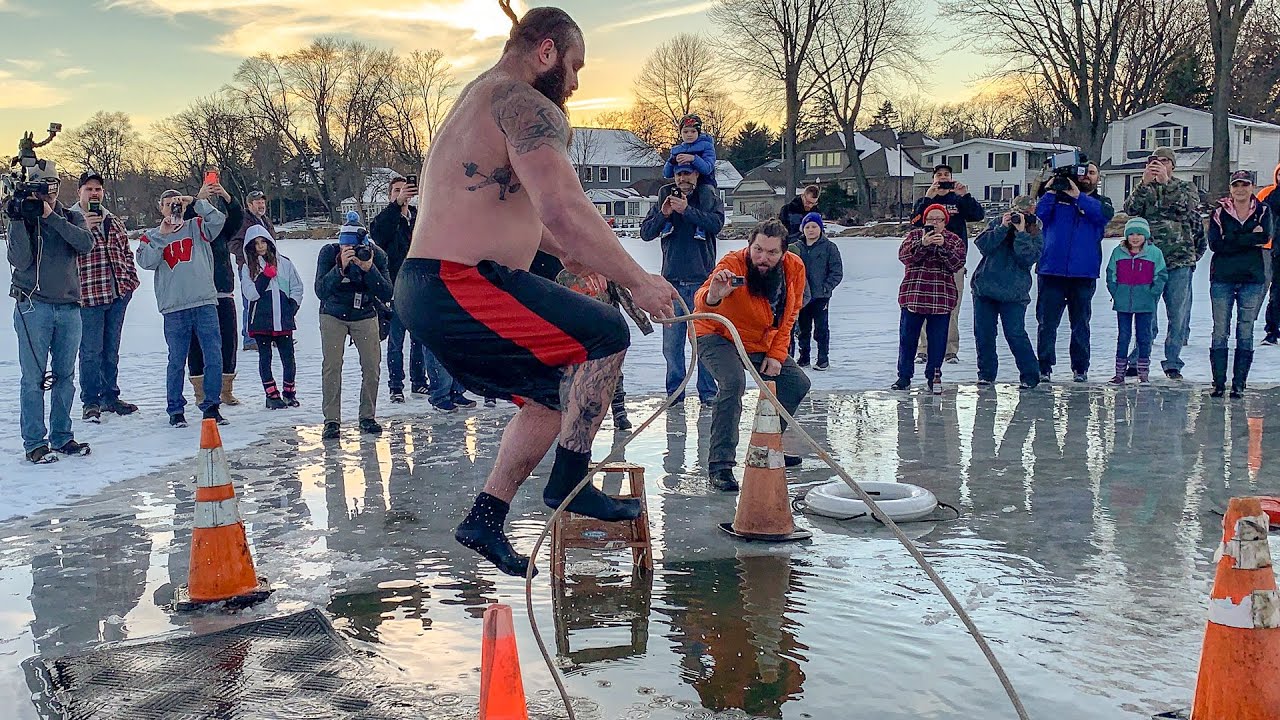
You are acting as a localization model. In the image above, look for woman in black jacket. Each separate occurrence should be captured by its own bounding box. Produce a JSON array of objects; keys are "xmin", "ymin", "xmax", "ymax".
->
[{"xmin": 1207, "ymin": 171, "xmax": 1274, "ymax": 398}]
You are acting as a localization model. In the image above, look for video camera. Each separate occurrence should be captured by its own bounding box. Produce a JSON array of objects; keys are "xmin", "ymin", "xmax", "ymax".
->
[
  {"xmin": 1047, "ymin": 150, "xmax": 1089, "ymax": 194},
  {"xmin": 2, "ymin": 123, "xmax": 62, "ymax": 223}
]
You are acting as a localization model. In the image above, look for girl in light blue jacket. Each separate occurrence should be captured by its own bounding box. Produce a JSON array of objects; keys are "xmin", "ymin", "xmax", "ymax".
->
[
  {"xmin": 241, "ymin": 226, "xmax": 304, "ymax": 408},
  {"xmin": 1106, "ymin": 217, "xmax": 1167, "ymax": 384}
]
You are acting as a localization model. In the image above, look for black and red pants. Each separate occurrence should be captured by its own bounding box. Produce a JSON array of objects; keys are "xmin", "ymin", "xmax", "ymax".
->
[{"xmin": 395, "ymin": 259, "xmax": 629, "ymax": 411}]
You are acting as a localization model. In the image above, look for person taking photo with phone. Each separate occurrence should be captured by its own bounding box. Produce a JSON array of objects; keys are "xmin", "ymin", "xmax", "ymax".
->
[
  {"xmin": 185, "ymin": 172, "xmax": 244, "ymax": 408},
  {"xmin": 70, "ymin": 171, "xmax": 141, "ymax": 423},
  {"xmin": 693, "ymin": 219, "xmax": 810, "ymax": 492},
  {"xmin": 640, "ymin": 162, "xmax": 725, "ymax": 405},
  {"xmin": 911, "ymin": 164, "xmax": 984, "ymax": 365},
  {"xmin": 136, "ymin": 182, "xmax": 229, "ymax": 428},
  {"xmin": 893, "ymin": 203, "xmax": 968, "ymax": 395}
]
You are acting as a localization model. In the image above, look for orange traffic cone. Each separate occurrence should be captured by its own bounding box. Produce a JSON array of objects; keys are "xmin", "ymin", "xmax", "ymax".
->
[
  {"xmin": 479, "ymin": 604, "xmax": 528, "ymax": 720},
  {"xmin": 1189, "ymin": 496, "xmax": 1280, "ymax": 719},
  {"xmin": 719, "ymin": 382, "xmax": 811, "ymax": 542},
  {"xmin": 175, "ymin": 419, "xmax": 272, "ymax": 611}
]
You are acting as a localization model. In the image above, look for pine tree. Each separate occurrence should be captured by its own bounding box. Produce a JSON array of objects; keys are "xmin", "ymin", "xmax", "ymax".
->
[
  {"xmin": 869, "ymin": 101, "xmax": 898, "ymax": 130},
  {"xmin": 726, "ymin": 122, "xmax": 779, "ymax": 174}
]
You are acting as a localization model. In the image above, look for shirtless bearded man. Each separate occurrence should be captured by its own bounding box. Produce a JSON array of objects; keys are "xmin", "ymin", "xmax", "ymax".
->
[{"xmin": 396, "ymin": 8, "xmax": 679, "ymax": 577}]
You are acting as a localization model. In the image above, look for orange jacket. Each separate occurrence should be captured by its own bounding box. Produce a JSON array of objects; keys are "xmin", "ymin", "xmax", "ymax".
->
[
  {"xmin": 1257, "ymin": 163, "xmax": 1279, "ymax": 249},
  {"xmin": 694, "ymin": 248, "xmax": 807, "ymax": 362}
]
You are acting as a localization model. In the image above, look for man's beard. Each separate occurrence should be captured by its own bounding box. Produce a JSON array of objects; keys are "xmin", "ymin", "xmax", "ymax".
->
[
  {"xmin": 1078, "ymin": 177, "xmax": 1097, "ymax": 194},
  {"xmin": 532, "ymin": 62, "xmax": 570, "ymax": 112},
  {"xmin": 746, "ymin": 260, "xmax": 783, "ymax": 299}
]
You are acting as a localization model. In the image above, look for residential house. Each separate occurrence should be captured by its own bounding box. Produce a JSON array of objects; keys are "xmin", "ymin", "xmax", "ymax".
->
[
  {"xmin": 1097, "ymin": 103, "xmax": 1280, "ymax": 201},
  {"xmin": 915, "ymin": 139, "xmax": 1080, "ymax": 207},
  {"xmin": 733, "ymin": 160, "xmax": 789, "ymax": 220},
  {"xmin": 570, "ymin": 127, "xmax": 664, "ymax": 191},
  {"xmin": 587, "ymin": 188, "xmax": 658, "ymax": 229},
  {"xmin": 339, "ymin": 167, "xmax": 399, "ymax": 220},
  {"xmin": 799, "ymin": 131, "xmax": 926, "ymax": 217}
]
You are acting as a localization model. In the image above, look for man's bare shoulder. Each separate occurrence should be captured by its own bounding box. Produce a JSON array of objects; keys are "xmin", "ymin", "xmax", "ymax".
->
[{"xmin": 486, "ymin": 78, "xmax": 570, "ymax": 156}]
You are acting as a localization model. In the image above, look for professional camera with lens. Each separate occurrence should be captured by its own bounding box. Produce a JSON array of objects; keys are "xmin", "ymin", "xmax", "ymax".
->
[
  {"xmin": 1047, "ymin": 149, "xmax": 1089, "ymax": 194},
  {"xmin": 2, "ymin": 123, "xmax": 62, "ymax": 224},
  {"xmin": 353, "ymin": 244, "xmax": 372, "ymax": 263}
]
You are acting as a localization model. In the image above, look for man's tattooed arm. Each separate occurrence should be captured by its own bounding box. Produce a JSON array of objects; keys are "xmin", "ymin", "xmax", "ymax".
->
[{"xmin": 491, "ymin": 82, "xmax": 570, "ymax": 156}]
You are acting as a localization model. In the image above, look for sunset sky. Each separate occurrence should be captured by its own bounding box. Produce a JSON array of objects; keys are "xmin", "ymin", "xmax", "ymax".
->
[{"xmin": 0, "ymin": 0, "xmax": 984, "ymax": 152}]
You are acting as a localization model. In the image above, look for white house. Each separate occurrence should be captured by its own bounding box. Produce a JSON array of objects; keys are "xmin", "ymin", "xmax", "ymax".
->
[
  {"xmin": 339, "ymin": 167, "xmax": 399, "ymax": 219},
  {"xmin": 1098, "ymin": 103, "xmax": 1280, "ymax": 201},
  {"xmin": 917, "ymin": 139, "xmax": 1080, "ymax": 206},
  {"xmin": 569, "ymin": 127, "xmax": 664, "ymax": 191}
]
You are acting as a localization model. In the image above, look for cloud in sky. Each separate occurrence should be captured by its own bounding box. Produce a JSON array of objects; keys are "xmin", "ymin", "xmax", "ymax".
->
[
  {"xmin": 54, "ymin": 67, "xmax": 90, "ymax": 80},
  {"xmin": 0, "ymin": 71, "xmax": 68, "ymax": 110},
  {"xmin": 600, "ymin": 1, "xmax": 714, "ymax": 32},
  {"xmin": 106, "ymin": 0, "xmax": 527, "ymax": 57}
]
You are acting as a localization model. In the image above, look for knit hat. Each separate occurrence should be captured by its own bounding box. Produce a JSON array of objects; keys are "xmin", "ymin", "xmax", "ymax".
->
[
  {"xmin": 801, "ymin": 212, "xmax": 824, "ymax": 232},
  {"xmin": 338, "ymin": 211, "xmax": 366, "ymax": 245},
  {"xmin": 1150, "ymin": 147, "xmax": 1177, "ymax": 166},
  {"xmin": 680, "ymin": 114, "xmax": 702, "ymax": 130},
  {"xmin": 1124, "ymin": 216, "xmax": 1151, "ymax": 240},
  {"xmin": 921, "ymin": 203, "xmax": 951, "ymax": 226}
]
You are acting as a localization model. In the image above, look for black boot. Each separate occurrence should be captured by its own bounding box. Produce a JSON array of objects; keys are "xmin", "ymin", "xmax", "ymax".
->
[
  {"xmin": 455, "ymin": 493, "xmax": 535, "ymax": 577},
  {"xmin": 1210, "ymin": 348, "xmax": 1228, "ymax": 397},
  {"xmin": 543, "ymin": 446, "xmax": 641, "ymax": 521},
  {"xmin": 1231, "ymin": 349, "xmax": 1254, "ymax": 399}
]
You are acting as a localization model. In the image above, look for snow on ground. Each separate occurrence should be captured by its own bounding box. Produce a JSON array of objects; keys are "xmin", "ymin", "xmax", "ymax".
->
[{"xmin": 0, "ymin": 233, "xmax": 1270, "ymax": 519}]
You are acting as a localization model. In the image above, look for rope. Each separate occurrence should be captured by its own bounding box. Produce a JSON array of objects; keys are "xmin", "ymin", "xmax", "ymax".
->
[{"xmin": 522, "ymin": 300, "xmax": 1031, "ymax": 720}]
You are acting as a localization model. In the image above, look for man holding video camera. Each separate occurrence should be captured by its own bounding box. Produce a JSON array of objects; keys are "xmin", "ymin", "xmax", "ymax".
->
[
  {"xmin": 641, "ymin": 163, "xmax": 725, "ymax": 405},
  {"xmin": 1122, "ymin": 147, "xmax": 1206, "ymax": 380},
  {"xmin": 912, "ymin": 164, "xmax": 985, "ymax": 364},
  {"xmin": 70, "ymin": 171, "xmax": 140, "ymax": 422},
  {"xmin": 7, "ymin": 161, "xmax": 94, "ymax": 464},
  {"xmin": 1034, "ymin": 159, "xmax": 1115, "ymax": 382},
  {"xmin": 315, "ymin": 212, "xmax": 393, "ymax": 440}
]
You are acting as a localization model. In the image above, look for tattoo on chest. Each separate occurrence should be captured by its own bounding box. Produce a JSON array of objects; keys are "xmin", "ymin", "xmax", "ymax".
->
[{"xmin": 463, "ymin": 162, "xmax": 523, "ymax": 200}]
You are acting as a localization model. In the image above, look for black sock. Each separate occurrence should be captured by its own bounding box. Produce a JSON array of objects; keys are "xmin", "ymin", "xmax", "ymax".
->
[
  {"xmin": 455, "ymin": 492, "xmax": 534, "ymax": 578},
  {"xmin": 543, "ymin": 446, "xmax": 641, "ymax": 522}
]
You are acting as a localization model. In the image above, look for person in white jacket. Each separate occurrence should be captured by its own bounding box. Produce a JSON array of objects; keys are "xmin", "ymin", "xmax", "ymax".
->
[{"xmin": 240, "ymin": 226, "xmax": 304, "ymax": 409}]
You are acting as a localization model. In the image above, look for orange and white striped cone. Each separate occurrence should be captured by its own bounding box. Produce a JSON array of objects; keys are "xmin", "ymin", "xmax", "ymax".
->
[
  {"xmin": 175, "ymin": 419, "xmax": 272, "ymax": 611},
  {"xmin": 1189, "ymin": 496, "xmax": 1280, "ymax": 719},
  {"xmin": 719, "ymin": 382, "xmax": 811, "ymax": 542}
]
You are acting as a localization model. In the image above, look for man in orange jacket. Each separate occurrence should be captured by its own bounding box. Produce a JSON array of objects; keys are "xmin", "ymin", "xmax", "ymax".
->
[
  {"xmin": 1259, "ymin": 164, "xmax": 1280, "ymax": 344},
  {"xmin": 695, "ymin": 218, "xmax": 812, "ymax": 491}
]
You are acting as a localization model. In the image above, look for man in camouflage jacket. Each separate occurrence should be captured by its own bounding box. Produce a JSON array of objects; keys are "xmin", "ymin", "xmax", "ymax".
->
[{"xmin": 1122, "ymin": 147, "xmax": 1206, "ymax": 379}]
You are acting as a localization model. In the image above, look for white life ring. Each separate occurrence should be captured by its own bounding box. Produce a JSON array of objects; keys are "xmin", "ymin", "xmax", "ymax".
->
[{"xmin": 803, "ymin": 481, "xmax": 938, "ymax": 522}]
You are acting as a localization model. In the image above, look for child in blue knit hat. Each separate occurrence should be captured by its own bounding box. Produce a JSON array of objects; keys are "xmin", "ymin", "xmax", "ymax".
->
[{"xmin": 663, "ymin": 114, "xmax": 718, "ymax": 187}]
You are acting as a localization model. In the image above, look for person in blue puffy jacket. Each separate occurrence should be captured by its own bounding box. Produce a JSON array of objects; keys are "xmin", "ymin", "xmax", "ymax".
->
[{"xmin": 663, "ymin": 114, "xmax": 717, "ymax": 188}]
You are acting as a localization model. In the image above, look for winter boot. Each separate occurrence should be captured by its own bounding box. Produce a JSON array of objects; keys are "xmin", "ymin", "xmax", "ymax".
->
[
  {"xmin": 188, "ymin": 374, "xmax": 204, "ymax": 405},
  {"xmin": 283, "ymin": 381, "xmax": 299, "ymax": 407},
  {"xmin": 222, "ymin": 373, "xmax": 241, "ymax": 406},
  {"xmin": 1231, "ymin": 349, "xmax": 1254, "ymax": 399},
  {"xmin": 264, "ymin": 381, "xmax": 287, "ymax": 410},
  {"xmin": 1109, "ymin": 358, "xmax": 1128, "ymax": 385},
  {"xmin": 1136, "ymin": 358, "xmax": 1151, "ymax": 383},
  {"xmin": 1210, "ymin": 348, "xmax": 1229, "ymax": 397}
]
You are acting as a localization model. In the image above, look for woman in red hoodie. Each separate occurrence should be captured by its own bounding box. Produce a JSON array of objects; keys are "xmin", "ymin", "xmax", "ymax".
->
[{"xmin": 892, "ymin": 204, "xmax": 967, "ymax": 394}]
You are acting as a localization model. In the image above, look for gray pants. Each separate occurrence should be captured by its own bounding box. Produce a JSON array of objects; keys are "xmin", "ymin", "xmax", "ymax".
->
[
  {"xmin": 699, "ymin": 333, "xmax": 811, "ymax": 472},
  {"xmin": 320, "ymin": 314, "xmax": 382, "ymax": 423}
]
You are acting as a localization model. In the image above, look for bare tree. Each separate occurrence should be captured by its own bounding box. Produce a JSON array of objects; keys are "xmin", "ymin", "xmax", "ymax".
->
[
  {"xmin": 893, "ymin": 93, "xmax": 941, "ymax": 135},
  {"xmin": 1206, "ymin": 0, "xmax": 1256, "ymax": 195},
  {"xmin": 232, "ymin": 37, "xmax": 398, "ymax": 220},
  {"xmin": 955, "ymin": 0, "xmax": 1201, "ymax": 159},
  {"xmin": 381, "ymin": 49, "xmax": 457, "ymax": 170},
  {"xmin": 1231, "ymin": 0, "xmax": 1280, "ymax": 123},
  {"xmin": 699, "ymin": 92, "xmax": 748, "ymax": 150},
  {"xmin": 633, "ymin": 34, "xmax": 725, "ymax": 131},
  {"xmin": 568, "ymin": 127, "xmax": 604, "ymax": 186},
  {"xmin": 584, "ymin": 104, "xmax": 670, "ymax": 156},
  {"xmin": 712, "ymin": 0, "xmax": 835, "ymax": 195},
  {"xmin": 59, "ymin": 111, "xmax": 138, "ymax": 190},
  {"xmin": 808, "ymin": 0, "xmax": 924, "ymax": 212}
]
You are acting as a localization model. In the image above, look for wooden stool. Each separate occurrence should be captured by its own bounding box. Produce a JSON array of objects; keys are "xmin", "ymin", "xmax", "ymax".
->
[{"xmin": 550, "ymin": 462, "xmax": 652, "ymax": 580}]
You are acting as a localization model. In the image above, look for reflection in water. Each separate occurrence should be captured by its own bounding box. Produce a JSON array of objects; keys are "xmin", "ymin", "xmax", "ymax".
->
[
  {"xmin": 553, "ymin": 569, "xmax": 652, "ymax": 667},
  {"xmin": 661, "ymin": 552, "xmax": 807, "ymax": 718}
]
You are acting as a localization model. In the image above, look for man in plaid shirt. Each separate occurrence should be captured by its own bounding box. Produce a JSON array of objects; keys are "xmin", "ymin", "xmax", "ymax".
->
[{"xmin": 70, "ymin": 172, "xmax": 140, "ymax": 422}]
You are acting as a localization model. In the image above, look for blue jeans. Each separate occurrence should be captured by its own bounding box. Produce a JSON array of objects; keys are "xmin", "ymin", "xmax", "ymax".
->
[
  {"xmin": 163, "ymin": 305, "xmax": 223, "ymax": 416},
  {"xmin": 1036, "ymin": 275, "xmax": 1096, "ymax": 375},
  {"xmin": 1131, "ymin": 266, "xmax": 1192, "ymax": 371},
  {"xmin": 1210, "ymin": 281, "xmax": 1265, "ymax": 351},
  {"xmin": 240, "ymin": 295, "xmax": 252, "ymax": 346},
  {"xmin": 972, "ymin": 296, "xmax": 1040, "ymax": 385},
  {"xmin": 1116, "ymin": 312, "xmax": 1154, "ymax": 359},
  {"xmin": 14, "ymin": 300, "xmax": 81, "ymax": 452},
  {"xmin": 386, "ymin": 308, "xmax": 427, "ymax": 392},
  {"xmin": 663, "ymin": 281, "xmax": 717, "ymax": 401},
  {"xmin": 897, "ymin": 309, "xmax": 949, "ymax": 381},
  {"xmin": 78, "ymin": 292, "xmax": 131, "ymax": 407},
  {"xmin": 424, "ymin": 346, "xmax": 465, "ymax": 406}
]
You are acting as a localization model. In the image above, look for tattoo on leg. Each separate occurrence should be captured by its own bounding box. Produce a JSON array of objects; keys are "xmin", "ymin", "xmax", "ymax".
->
[
  {"xmin": 462, "ymin": 162, "xmax": 522, "ymax": 200},
  {"xmin": 558, "ymin": 352, "xmax": 625, "ymax": 453}
]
